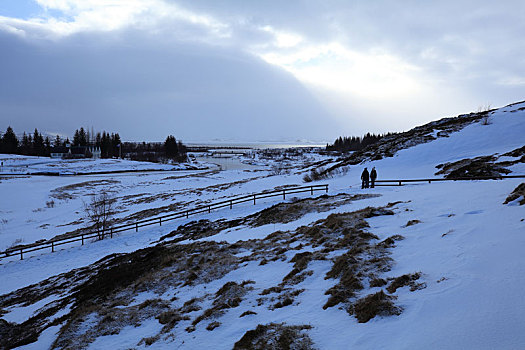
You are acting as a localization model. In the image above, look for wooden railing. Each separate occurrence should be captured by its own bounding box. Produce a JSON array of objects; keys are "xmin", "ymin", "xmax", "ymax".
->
[
  {"xmin": 1, "ymin": 184, "xmax": 329, "ymax": 261},
  {"xmin": 374, "ymin": 174, "xmax": 525, "ymax": 186}
]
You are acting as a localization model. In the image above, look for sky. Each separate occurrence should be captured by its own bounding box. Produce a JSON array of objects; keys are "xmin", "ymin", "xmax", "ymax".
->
[{"xmin": 0, "ymin": 0, "xmax": 524, "ymax": 143}]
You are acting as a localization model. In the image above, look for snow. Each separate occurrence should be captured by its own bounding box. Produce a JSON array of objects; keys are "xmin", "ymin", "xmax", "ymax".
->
[
  {"xmin": 0, "ymin": 155, "xmax": 208, "ymax": 175},
  {"xmin": 1, "ymin": 103, "xmax": 525, "ymax": 349}
]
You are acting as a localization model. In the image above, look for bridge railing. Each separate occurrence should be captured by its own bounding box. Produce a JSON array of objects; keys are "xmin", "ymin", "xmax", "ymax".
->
[{"xmin": 1, "ymin": 184, "xmax": 329, "ymax": 261}]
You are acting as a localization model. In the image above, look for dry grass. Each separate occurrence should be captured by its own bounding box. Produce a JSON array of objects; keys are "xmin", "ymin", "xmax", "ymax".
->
[
  {"xmin": 386, "ymin": 273, "xmax": 424, "ymax": 293},
  {"xmin": 504, "ymin": 183, "xmax": 525, "ymax": 205},
  {"xmin": 233, "ymin": 323, "xmax": 315, "ymax": 350},
  {"xmin": 206, "ymin": 321, "xmax": 221, "ymax": 331},
  {"xmin": 349, "ymin": 290, "xmax": 401, "ymax": 323},
  {"xmin": 239, "ymin": 310, "xmax": 257, "ymax": 317},
  {"xmin": 405, "ymin": 219, "xmax": 421, "ymax": 227},
  {"xmin": 435, "ymin": 155, "xmax": 511, "ymax": 178},
  {"xmin": 192, "ymin": 281, "xmax": 252, "ymax": 326}
]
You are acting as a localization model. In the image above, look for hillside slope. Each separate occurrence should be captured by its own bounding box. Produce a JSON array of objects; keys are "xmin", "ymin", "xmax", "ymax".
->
[{"xmin": 321, "ymin": 100, "xmax": 525, "ymax": 179}]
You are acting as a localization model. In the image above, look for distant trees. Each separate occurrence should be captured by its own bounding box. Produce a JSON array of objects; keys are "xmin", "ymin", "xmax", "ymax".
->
[
  {"xmin": 326, "ymin": 133, "xmax": 391, "ymax": 153},
  {"xmin": 164, "ymin": 135, "xmax": 187, "ymax": 162},
  {"xmin": 95, "ymin": 131, "xmax": 121, "ymax": 158},
  {"xmin": 119, "ymin": 135, "xmax": 187, "ymax": 163},
  {"xmin": 0, "ymin": 126, "xmax": 188, "ymax": 163},
  {"xmin": 0, "ymin": 126, "xmax": 50, "ymax": 156},
  {"xmin": 73, "ymin": 127, "xmax": 88, "ymax": 146}
]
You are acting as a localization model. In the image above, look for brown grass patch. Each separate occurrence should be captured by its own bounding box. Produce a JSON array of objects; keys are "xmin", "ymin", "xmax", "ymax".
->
[
  {"xmin": 504, "ymin": 183, "xmax": 525, "ymax": 205},
  {"xmin": 349, "ymin": 290, "xmax": 401, "ymax": 323},
  {"xmin": 233, "ymin": 323, "xmax": 315, "ymax": 350},
  {"xmin": 386, "ymin": 272, "xmax": 423, "ymax": 293}
]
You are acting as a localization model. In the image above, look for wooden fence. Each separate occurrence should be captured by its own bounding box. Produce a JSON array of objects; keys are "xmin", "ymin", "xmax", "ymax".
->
[
  {"xmin": 1, "ymin": 184, "xmax": 329, "ymax": 261},
  {"xmin": 374, "ymin": 174, "xmax": 525, "ymax": 186}
]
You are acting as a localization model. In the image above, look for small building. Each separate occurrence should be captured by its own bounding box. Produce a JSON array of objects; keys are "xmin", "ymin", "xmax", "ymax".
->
[
  {"xmin": 50, "ymin": 146, "xmax": 71, "ymax": 159},
  {"xmin": 89, "ymin": 145, "xmax": 101, "ymax": 159},
  {"xmin": 70, "ymin": 146, "xmax": 90, "ymax": 158}
]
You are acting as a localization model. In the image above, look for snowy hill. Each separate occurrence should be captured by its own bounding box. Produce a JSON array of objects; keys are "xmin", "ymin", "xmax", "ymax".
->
[{"xmin": 0, "ymin": 101, "xmax": 524, "ymax": 349}]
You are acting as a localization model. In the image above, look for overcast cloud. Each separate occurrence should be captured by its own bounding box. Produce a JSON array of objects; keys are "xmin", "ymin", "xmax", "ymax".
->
[{"xmin": 0, "ymin": 0, "xmax": 524, "ymax": 142}]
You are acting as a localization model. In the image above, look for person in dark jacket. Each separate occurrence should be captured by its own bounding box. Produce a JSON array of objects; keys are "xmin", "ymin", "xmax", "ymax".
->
[
  {"xmin": 370, "ymin": 167, "xmax": 377, "ymax": 188},
  {"xmin": 361, "ymin": 167, "xmax": 369, "ymax": 189}
]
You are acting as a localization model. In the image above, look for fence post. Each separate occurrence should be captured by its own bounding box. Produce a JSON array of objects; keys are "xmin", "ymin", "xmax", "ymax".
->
[
  {"xmin": 110, "ymin": 228, "xmax": 113, "ymax": 238},
  {"xmin": 82, "ymin": 235, "xmax": 84, "ymax": 245},
  {"xmin": 428, "ymin": 180, "xmax": 431, "ymax": 184},
  {"xmin": 159, "ymin": 218, "xmax": 162, "ymax": 226},
  {"xmin": 208, "ymin": 206, "xmax": 211, "ymax": 213},
  {"xmin": 136, "ymin": 223, "xmax": 138, "ymax": 232},
  {"xmin": 283, "ymin": 190, "xmax": 285, "ymax": 200},
  {"xmin": 325, "ymin": 184, "xmax": 328, "ymax": 193},
  {"xmin": 20, "ymin": 249, "xmax": 23, "ymax": 260},
  {"xmin": 398, "ymin": 181, "xmax": 402, "ymax": 186},
  {"xmin": 253, "ymin": 194, "xmax": 256, "ymax": 205},
  {"xmin": 230, "ymin": 200, "xmax": 232, "ymax": 209},
  {"xmin": 52, "ymin": 241, "xmax": 54, "ymax": 253},
  {"xmin": 186, "ymin": 211, "xmax": 189, "ymax": 218},
  {"xmin": 311, "ymin": 186, "xmax": 313, "ymax": 195}
]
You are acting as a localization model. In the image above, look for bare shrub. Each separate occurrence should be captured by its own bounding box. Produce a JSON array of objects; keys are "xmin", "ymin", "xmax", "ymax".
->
[
  {"xmin": 303, "ymin": 166, "xmax": 349, "ymax": 182},
  {"xmin": 83, "ymin": 192, "xmax": 116, "ymax": 240},
  {"xmin": 7, "ymin": 238, "xmax": 23, "ymax": 250},
  {"xmin": 271, "ymin": 163, "xmax": 291, "ymax": 175},
  {"xmin": 46, "ymin": 200, "xmax": 55, "ymax": 208},
  {"xmin": 478, "ymin": 104, "xmax": 492, "ymax": 125}
]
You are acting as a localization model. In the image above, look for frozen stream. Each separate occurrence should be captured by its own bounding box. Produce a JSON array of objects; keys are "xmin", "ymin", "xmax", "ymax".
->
[{"xmin": 194, "ymin": 154, "xmax": 261, "ymax": 171}]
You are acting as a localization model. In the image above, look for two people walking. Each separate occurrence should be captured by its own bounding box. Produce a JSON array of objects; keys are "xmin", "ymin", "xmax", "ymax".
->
[{"xmin": 361, "ymin": 167, "xmax": 377, "ymax": 189}]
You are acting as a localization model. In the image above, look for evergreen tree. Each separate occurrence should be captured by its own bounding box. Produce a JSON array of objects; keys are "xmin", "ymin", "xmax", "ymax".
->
[
  {"xmin": 44, "ymin": 137, "xmax": 51, "ymax": 156},
  {"xmin": 54, "ymin": 135, "xmax": 62, "ymax": 147},
  {"xmin": 1, "ymin": 127, "xmax": 19, "ymax": 154},
  {"xmin": 111, "ymin": 133, "xmax": 121, "ymax": 158},
  {"xmin": 78, "ymin": 127, "xmax": 87, "ymax": 146},
  {"xmin": 33, "ymin": 128, "xmax": 45, "ymax": 156},
  {"xmin": 73, "ymin": 129, "xmax": 80, "ymax": 146},
  {"xmin": 21, "ymin": 132, "xmax": 30, "ymax": 154},
  {"xmin": 164, "ymin": 135, "xmax": 178, "ymax": 159}
]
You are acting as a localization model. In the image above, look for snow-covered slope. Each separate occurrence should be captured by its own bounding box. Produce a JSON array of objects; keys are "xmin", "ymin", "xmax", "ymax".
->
[{"xmin": 0, "ymin": 101, "xmax": 524, "ymax": 349}]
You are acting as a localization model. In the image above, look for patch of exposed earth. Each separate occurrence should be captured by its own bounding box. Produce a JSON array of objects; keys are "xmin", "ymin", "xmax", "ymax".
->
[{"xmin": 435, "ymin": 145, "xmax": 525, "ymax": 178}]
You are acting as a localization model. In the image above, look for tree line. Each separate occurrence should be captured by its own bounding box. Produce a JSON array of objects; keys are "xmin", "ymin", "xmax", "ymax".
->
[
  {"xmin": 0, "ymin": 127, "xmax": 52, "ymax": 156},
  {"xmin": 121, "ymin": 136, "xmax": 187, "ymax": 163},
  {"xmin": 0, "ymin": 126, "xmax": 187, "ymax": 162},
  {"xmin": 326, "ymin": 132, "xmax": 393, "ymax": 153}
]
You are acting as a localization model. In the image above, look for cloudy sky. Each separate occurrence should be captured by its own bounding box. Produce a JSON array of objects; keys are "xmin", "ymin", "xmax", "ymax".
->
[{"xmin": 0, "ymin": 0, "xmax": 524, "ymax": 142}]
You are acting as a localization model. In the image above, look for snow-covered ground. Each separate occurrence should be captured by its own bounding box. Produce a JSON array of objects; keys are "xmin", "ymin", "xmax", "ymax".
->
[
  {"xmin": 1, "ymin": 102, "xmax": 524, "ymax": 349},
  {"xmin": 0, "ymin": 155, "xmax": 207, "ymax": 175}
]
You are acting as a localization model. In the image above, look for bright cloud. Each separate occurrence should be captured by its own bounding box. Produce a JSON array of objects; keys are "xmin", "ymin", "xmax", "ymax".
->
[{"xmin": 260, "ymin": 43, "xmax": 421, "ymax": 99}]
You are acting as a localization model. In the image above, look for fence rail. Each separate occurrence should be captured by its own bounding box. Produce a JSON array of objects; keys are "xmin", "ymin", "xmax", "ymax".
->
[
  {"xmin": 374, "ymin": 174, "xmax": 525, "ymax": 186},
  {"xmin": 1, "ymin": 184, "xmax": 329, "ymax": 261}
]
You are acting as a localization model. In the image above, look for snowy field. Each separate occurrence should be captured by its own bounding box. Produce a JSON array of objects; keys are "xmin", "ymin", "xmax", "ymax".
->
[
  {"xmin": 0, "ymin": 155, "xmax": 207, "ymax": 175},
  {"xmin": 1, "ymin": 103, "xmax": 525, "ymax": 349}
]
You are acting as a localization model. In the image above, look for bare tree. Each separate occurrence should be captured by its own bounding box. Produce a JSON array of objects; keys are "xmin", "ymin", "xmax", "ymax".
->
[
  {"xmin": 84, "ymin": 192, "xmax": 115, "ymax": 240},
  {"xmin": 478, "ymin": 104, "xmax": 492, "ymax": 125}
]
